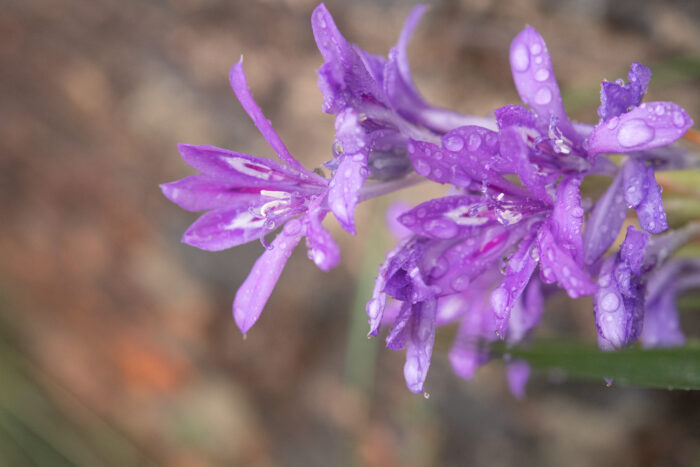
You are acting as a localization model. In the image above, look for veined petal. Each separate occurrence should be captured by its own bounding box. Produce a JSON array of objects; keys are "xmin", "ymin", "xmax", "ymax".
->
[
  {"xmin": 160, "ymin": 175, "xmax": 263, "ymax": 212},
  {"xmin": 229, "ymin": 61, "xmax": 321, "ymax": 180},
  {"xmin": 177, "ymin": 144, "xmax": 316, "ymax": 187},
  {"xmin": 588, "ymin": 102, "xmax": 693, "ymax": 155},
  {"xmin": 404, "ymin": 299, "xmax": 437, "ymax": 393},
  {"xmin": 399, "ymin": 195, "xmax": 493, "ymax": 240},
  {"xmin": 233, "ymin": 219, "xmax": 305, "ymax": 334},
  {"xmin": 583, "ymin": 171, "xmax": 628, "ymax": 265},
  {"xmin": 509, "ymin": 26, "xmax": 577, "ymax": 141},
  {"xmin": 182, "ymin": 205, "xmax": 267, "ymax": 251},
  {"xmin": 491, "ymin": 232, "xmax": 539, "ymax": 338},
  {"xmin": 538, "ymin": 224, "xmax": 597, "ymax": 298}
]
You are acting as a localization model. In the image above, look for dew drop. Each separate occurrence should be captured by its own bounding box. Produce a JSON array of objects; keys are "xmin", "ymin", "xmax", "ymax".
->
[
  {"xmin": 425, "ymin": 219, "xmax": 458, "ymax": 239},
  {"xmin": 534, "ymin": 68, "xmax": 549, "ymax": 82},
  {"xmin": 654, "ymin": 105, "xmax": 665, "ymax": 116},
  {"xmin": 467, "ymin": 133, "xmax": 482, "ymax": 150},
  {"xmin": 617, "ymin": 119, "xmax": 655, "ymax": 148},
  {"xmin": 672, "ymin": 111, "xmax": 686, "ymax": 128},
  {"xmin": 432, "ymin": 168, "xmax": 443, "ymax": 179},
  {"xmin": 598, "ymin": 274, "xmax": 611, "ymax": 287},
  {"xmin": 530, "ymin": 43, "xmax": 542, "ymax": 55},
  {"xmin": 444, "ymin": 135, "xmax": 464, "ymax": 152},
  {"xmin": 601, "ymin": 292, "xmax": 620, "ymax": 312},
  {"xmin": 414, "ymin": 159, "xmax": 431, "ymax": 176},
  {"xmin": 606, "ymin": 116, "xmax": 620, "ymax": 130},
  {"xmin": 430, "ymin": 257, "xmax": 449, "ymax": 279},
  {"xmin": 535, "ymin": 56, "xmax": 543, "ymax": 65},
  {"xmin": 511, "ymin": 44, "xmax": 530, "ymax": 72},
  {"xmin": 402, "ymin": 214, "xmax": 415, "ymax": 226},
  {"xmin": 572, "ymin": 207, "xmax": 584, "ymax": 217},
  {"xmin": 491, "ymin": 287, "xmax": 509, "ymax": 311},
  {"xmin": 534, "ymin": 87, "xmax": 552, "ymax": 105},
  {"xmin": 407, "ymin": 141, "xmax": 415, "ymax": 153},
  {"xmin": 416, "ymin": 208, "xmax": 427, "ymax": 218}
]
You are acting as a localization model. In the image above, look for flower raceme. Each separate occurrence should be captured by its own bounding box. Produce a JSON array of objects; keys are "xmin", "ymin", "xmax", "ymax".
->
[{"xmin": 162, "ymin": 3, "xmax": 696, "ymax": 394}]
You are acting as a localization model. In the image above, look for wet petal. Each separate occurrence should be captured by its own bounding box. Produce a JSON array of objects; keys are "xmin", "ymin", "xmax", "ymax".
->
[
  {"xmin": 407, "ymin": 139, "xmax": 472, "ymax": 187},
  {"xmin": 448, "ymin": 294, "xmax": 495, "ymax": 380},
  {"xmin": 404, "ymin": 299, "xmax": 437, "ymax": 393},
  {"xmin": 182, "ymin": 205, "xmax": 267, "ymax": 251},
  {"xmin": 229, "ymin": 62, "xmax": 320, "ymax": 179},
  {"xmin": 498, "ymin": 127, "xmax": 555, "ymax": 204},
  {"xmin": 538, "ymin": 224, "xmax": 597, "ymax": 298},
  {"xmin": 491, "ymin": 232, "xmax": 539, "ymax": 338},
  {"xmin": 399, "ymin": 195, "xmax": 493, "ymax": 240},
  {"xmin": 588, "ymin": 102, "xmax": 693, "ymax": 155},
  {"xmin": 233, "ymin": 219, "xmax": 305, "ymax": 334},
  {"xmin": 386, "ymin": 301, "xmax": 412, "ymax": 350},
  {"xmin": 642, "ymin": 287, "xmax": 685, "ymax": 348},
  {"xmin": 509, "ymin": 26, "xmax": 577, "ymax": 140},
  {"xmin": 328, "ymin": 110, "xmax": 370, "ymax": 234},
  {"xmin": 386, "ymin": 201, "xmax": 414, "ymax": 240},
  {"xmin": 305, "ymin": 199, "xmax": 341, "ymax": 272},
  {"xmin": 634, "ymin": 166, "xmax": 668, "ymax": 234},
  {"xmin": 621, "ymin": 158, "xmax": 649, "ymax": 208},
  {"xmin": 494, "ymin": 104, "xmax": 538, "ymax": 130},
  {"xmin": 598, "ymin": 62, "xmax": 651, "ymax": 121},
  {"xmin": 583, "ymin": 171, "xmax": 628, "ymax": 265},
  {"xmin": 160, "ymin": 175, "xmax": 263, "ymax": 212},
  {"xmin": 507, "ymin": 277, "xmax": 545, "ymax": 344}
]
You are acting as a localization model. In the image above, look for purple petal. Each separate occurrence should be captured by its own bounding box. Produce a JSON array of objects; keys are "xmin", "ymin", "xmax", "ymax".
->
[
  {"xmin": 506, "ymin": 360, "xmax": 530, "ymax": 399},
  {"xmin": 367, "ymin": 239, "xmax": 412, "ymax": 336},
  {"xmin": 583, "ymin": 171, "xmax": 628, "ymax": 265},
  {"xmin": 508, "ymin": 277, "xmax": 545, "ymax": 344},
  {"xmin": 407, "ymin": 139, "xmax": 472, "ymax": 187},
  {"xmin": 641, "ymin": 288, "xmax": 685, "ymax": 348},
  {"xmin": 386, "ymin": 201, "xmax": 413, "ymax": 240},
  {"xmin": 598, "ymin": 62, "xmax": 651, "ymax": 121},
  {"xmin": 404, "ymin": 299, "xmax": 437, "ymax": 393},
  {"xmin": 538, "ymin": 224, "xmax": 597, "ymax": 298},
  {"xmin": 619, "ymin": 225, "xmax": 649, "ymax": 275},
  {"xmin": 498, "ymin": 127, "xmax": 555, "ymax": 204},
  {"xmin": 448, "ymin": 294, "xmax": 495, "ymax": 380},
  {"xmin": 491, "ymin": 232, "xmax": 539, "ymax": 338},
  {"xmin": 399, "ymin": 195, "xmax": 493, "ymax": 240},
  {"xmin": 328, "ymin": 110, "xmax": 370, "ymax": 234},
  {"xmin": 549, "ymin": 177, "xmax": 585, "ymax": 264},
  {"xmin": 160, "ymin": 175, "xmax": 263, "ymax": 212},
  {"xmin": 621, "ymin": 158, "xmax": 649, "ymax": 208},
  {"xmin": 634, "ymin": 166, "xmax": 668, "ymax": 234},
  {"xmin": 229, "ymin": 61, "xmax": 321, "ymax": 180},
  {"xmin": 588, "ymin": 102, "xmax": 693, "ymax": 155},
  {"xmin": 233, "ymin": 219, "xmax": 305, "ymax": 334},
  {"xmin": 509, "ymin": 26, "xmax": 577, "ymax": 141},
  {"xmin": 386, "ymin": 301, "xmax": 412, "ymax": 350},
  {"xmin": 177, "ymin": 144, "xmax": 316, "ymax": 187},
  {"xmin": 494, "ymin": 104, "xmax": 538, "ymax": 130},
  {"xmin": 182, "ymin": 205, "xmax": 267, "ymax": 251},
  {"xmin": 305, "ymin": 198, "xmax": 341, "ymax": 272}
]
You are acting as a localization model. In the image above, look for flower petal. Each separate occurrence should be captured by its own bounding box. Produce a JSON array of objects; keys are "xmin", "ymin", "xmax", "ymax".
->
[
  {"xmin": 509, "ymin": 26, "xmax": 577, "ymax": 140},
  {"xmin": 399, "ymin": 195, "xmax": 493, "ymax": 240},
  {"xmin": 386, "ymin": 301, "xmax": 412, "ymax": 350},
  {"xmin": 233, "ymin": 219, "xmax": 305, "ymax": 334},
  {"xmin": 549, "ymin": 177, "xmax": 585, "ymax": 264},
  {"xmin": 328, "ymin": 110, "xmax": 370, "ymax": 234},
  {"xmin": 583, "ymin": 171, "xmax": 628, "ymax": 266},
  {"xmin": 621, "ymin": 157, "xmax": 649, "ymax": 208},
  {"xmin": 506, "ymin": 360, "xmax": 530, "ymax": 399},
  {"xmin": 182, "ymin": 205, "xmax": 267, "ymax": 251},
  {"xmin": 404, "ymin": 299, "xmax": 437, "ymax": 393},
  {"xmin": 598, "ymin": 62, "xmax": 651, "ymax": 121},
  {"xmin": 491, "ymin": 232, "xmax": 539, "ymax": 338},
  {"xmin": 538, "ymin": 224, "xmax": 597, "ymax": 298},
  {"xmin": 160, "ymin": 175, "xmax": 263, "ymax": 212},
  {"xmin": 229, "ymin": 61, "xmax": 321, "ymax": 180},
  {"xmin": 305, "ymin": 198, "xmax": 341, "ymax": 272},
  {"xmin": 634, "ymin": 166, "xmax": 668, "ymax": 234},
  {"xmin": 448, "ymin": 293, "xmax": 495, "ymax": 380},
  {"xmin": 588, "ymin": 102, "xmax": 693, "ymax": 155}
]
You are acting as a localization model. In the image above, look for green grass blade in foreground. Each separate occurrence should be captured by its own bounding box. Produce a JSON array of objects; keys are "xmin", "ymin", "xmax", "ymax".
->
[{"xmin": 507, "ymin": 340, "xmax": 700, "ymax": 390}]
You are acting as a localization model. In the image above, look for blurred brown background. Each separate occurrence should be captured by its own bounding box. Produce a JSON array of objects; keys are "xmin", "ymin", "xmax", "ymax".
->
[{"xmin": 1, "ymin": 0, "xmax": 699, "ymax": 465}]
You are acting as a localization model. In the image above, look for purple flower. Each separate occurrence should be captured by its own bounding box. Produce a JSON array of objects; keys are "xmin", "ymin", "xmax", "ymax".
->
[
  {"xmin": 312, "ymin": 4, "xmax": 492, "ymax": 234},
  {"xmin": 162, "ymin": 61, "xmax": 340, "ymax": 335}
]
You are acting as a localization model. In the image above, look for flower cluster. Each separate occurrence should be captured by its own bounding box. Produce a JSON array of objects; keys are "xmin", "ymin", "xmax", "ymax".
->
[{"xmin": 162, "ymin": 3, "xmax": 697, "ymax": 395}]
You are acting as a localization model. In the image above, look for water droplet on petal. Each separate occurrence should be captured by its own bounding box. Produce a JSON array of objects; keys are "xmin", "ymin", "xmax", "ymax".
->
[
  {"xmin": 654, "ymin": 105, "xmax": 665, "ymax": 116},
  {"xmin": 530, "ymin": 43, "xmax": 542, "ymax": 55},
  {"xmin": 430, "ymin": 257, "xmax": 449, "ymax": 279},
  {"xmin": 534, "ymin": 56, "xmax": 543, "ymax": 65},
  {"xmin": 672, "ymin": 111, "xmax": 686, "ymax": 128},
  {"xmin": 534, "ymin": 87, "xmax": 552, "ymax": 105},
  {"xmin": 511, "ymin": 44, "xmax": 530, "ymax": 72},
  {"xmin": 535, "ymin": 68, "xmax": 549, "ymax": 82},
  {"xmin": 402, "ymin": 214, "xmax": 415, "ymax": 226},
  {"xmin": 451, "ymin": 275, "xmax": 470, "ymax": 291},
  {"xmin": 424, "ymin": 219, "xmax": 458, "ymax": 239},
  {"xmin": 617, "ymin": 119, "xmax": 655, "ymax": 148},
  {"xmin": 467, "ymin": 133, "xmax": 482, "ymax": 150},
  {"xmin": 601, "ymin": 292, "xmax": 620, "ymax": 312},
  {"xmin": 606, "ymin": 116, "xmax": 620, "ymax": 130},
  {"xmin": 491, "ymin": 287, "xmax": 509, "ymax": 312},
  {"xmin": 444, "ymin": 135, "xmax": 464, "ymax": 152},
  {"xmin": 414, "ymin": 159, "xmax": 431, "ymax": 176}
]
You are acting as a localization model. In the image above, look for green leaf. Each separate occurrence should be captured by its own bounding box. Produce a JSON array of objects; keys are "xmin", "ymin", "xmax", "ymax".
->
[{"xmin": 505, "ymin": 340, "xmax": 700, "ymax": 390}]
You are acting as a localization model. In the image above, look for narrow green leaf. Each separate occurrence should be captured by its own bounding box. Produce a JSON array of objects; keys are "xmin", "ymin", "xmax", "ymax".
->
[{"xmin": 506, "ymin": 340, "xmax": 700, "ymax": 390}]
